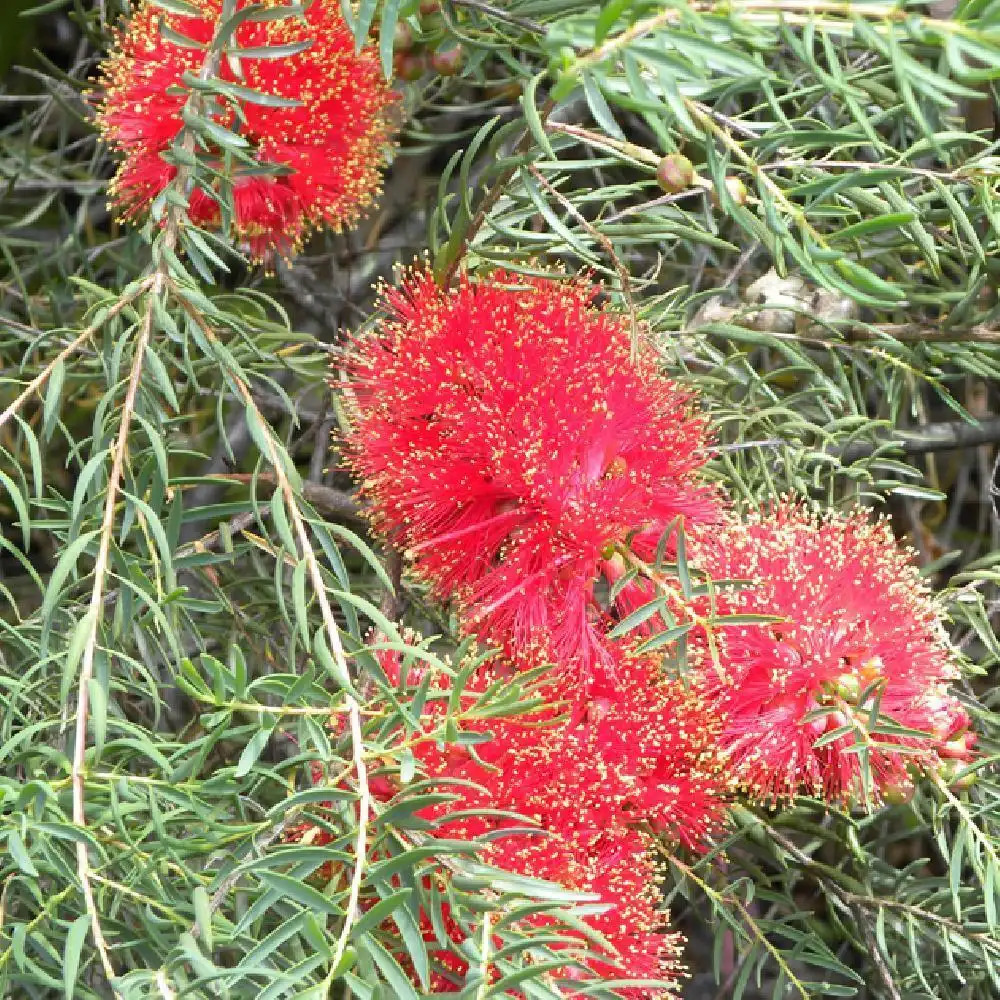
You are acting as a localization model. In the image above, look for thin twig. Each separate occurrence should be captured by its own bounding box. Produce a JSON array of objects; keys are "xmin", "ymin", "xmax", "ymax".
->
[
  {"xmin": 602, "ymin": 186, "xmax": 703, "ymax": 223},
  {"xmin": 205, "ymin": 472, "xmax": 365, "ymax": 522},
  {"xmin": 691, "ymin": 312, "xmax": 1000, "ymax": 349},
  {"xmin": 760, "ymin": 157, "xmax": 999, "ymax": 183},
  {"xmin": 379, "ymin": 549, "xmax": 404, "ymax": 622},
  {"xmin": 840, "ymin": 416, "xmax": 1000, "ymax": 462},
  {"xmin": 332, "ymin": 694, "xmax": 371, "ymax": 973},
  {"xmin": 666, "ymin": 853, "xmax": 811, "ymax": 1000},
  {"xmin": 73, "ymin": 19, "xmax": 228, "ymax": 987},
  {"xmin": 71, "ymin": 273, "xmax": 162, "ymax": 993},
  {"xmin": 0, "ymin": 283, "xmax": 152, "ymax": 432},
  {"xmin": 228, "ymin": 374, "xmax": 372, "ymax": 973},
  {"xmin": 846, "ymin": 322, "xmax": 1000, "ymax": 345},
  {"xmin": 475, "ymin": 910, "xmax": 493, "ymax": 1000},
  {"xmin": 546, "ymin": 120, "xmax": 661, "ymax": 167},
  {"xmin": 527, "ymin": 164, "xmax": 640, "ymax": 359},
  {"xmin": 439, "ymin": 95, "xmax": 556, "ymax": 284},
  {"xmin": 192, "ymin": 816, "xmax": 294, "ymax": 939},
  {"xmin": 853, "ymin": 901, "xmax": 904, "ymax": 1000},
  {"xmin": 449, "ymin": 0, "xmax": 545, "ymax": 33},
  {"xmin": 762, "ymin": 823, "xmax": 898, "ymax": 993}
]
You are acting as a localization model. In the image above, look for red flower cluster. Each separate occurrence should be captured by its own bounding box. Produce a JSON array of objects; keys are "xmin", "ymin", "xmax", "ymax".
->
[
  {"xmin": 389, "ymin": 827, "xmax": 681, "ymax": 996},
  {"xmin": 417, "ymin": 655, "xmax": 726, "ymax": 849},
  {"xmin": 370, "ymin": 649, "xmax": 725, "ymax": 995},
  {"xmin": 347, "ymin": 267, "xmax": 722, "ymax": 681},
  {"xmin": 687, "ymin": 501, "xmax": 974, "ymax": 805},
  {"xmin": 327, "ymin": 266, "xmax": 977, "ymax": 997},
  {"xmin": 96, "ymin": 0, "xmax": 395, "ymax": 260}
]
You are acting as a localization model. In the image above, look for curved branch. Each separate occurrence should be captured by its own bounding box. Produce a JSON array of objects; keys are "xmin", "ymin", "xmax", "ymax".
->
[{"xmin": 71, "ymin": 274, "xmax": 162, "ymax": 992}]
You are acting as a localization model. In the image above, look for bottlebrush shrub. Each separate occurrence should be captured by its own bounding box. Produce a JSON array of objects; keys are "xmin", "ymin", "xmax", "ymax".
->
[
  {"xmin": 95, "ymin": 0, "xmax": 395, "ymax": 260},
  {"xmin": 6, "ymin": 2, "xmax": 1000, "ymax": 999},
  {"xmin": 345, "ymin": 266, "xmax": 723, "ymax": 683},
  {"xmin": 686, "ymin": 501, "xmax": 975, "ymax": 805}
]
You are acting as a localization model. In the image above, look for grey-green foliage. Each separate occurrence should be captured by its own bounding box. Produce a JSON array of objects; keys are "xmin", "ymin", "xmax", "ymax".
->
[{"xmin": 0, "ymin": 0, "xmax": 998, "ymax": 998}]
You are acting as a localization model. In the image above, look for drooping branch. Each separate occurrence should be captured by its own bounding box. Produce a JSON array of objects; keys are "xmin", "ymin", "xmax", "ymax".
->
[{"xmin": 841, "ymin": 416, "xmax": 1000, "ymax": 462}]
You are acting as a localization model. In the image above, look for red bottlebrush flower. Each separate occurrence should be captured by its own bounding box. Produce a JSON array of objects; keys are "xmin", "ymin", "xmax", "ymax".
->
[
  {"xmin": 364, "ymin": 647, "xmax": 726, "ymax": 849},
  {"xmin": 687, "ymin": 500, "xmax": 975, "ymax": 806},
  {"xmin": 281, "ymin": 645, "xmax": 724, "ymax": 995},
  {"xmin": 398, "ymin": 653, "xmax": 725, "ymax": 995},
  {"xmin": 409, "ymin": 828, "xmax": 683, "ymax": 997},
  {"xmin": 562, "ymin": 655, "xmax": 727, "ymax": 849},
  {"xmin": 346, "ymin": 267, "xmax": 723, "ymax": 681},
  {"xmin": 95, "ymin": 0, "xmax": 396, "ymax": 260},
  {"xmin": 438, "ymin": 654, "xmax": 726, "ymax": 851}
]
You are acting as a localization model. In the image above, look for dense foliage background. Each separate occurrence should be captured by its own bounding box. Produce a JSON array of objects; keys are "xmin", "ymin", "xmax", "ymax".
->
[{"xmin": 1, "ymin": 1, "xmax": 999, "ymax": 998}]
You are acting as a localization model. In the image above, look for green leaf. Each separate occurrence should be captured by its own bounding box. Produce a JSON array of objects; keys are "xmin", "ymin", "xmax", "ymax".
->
[
  {"xmin": 235, "ymin": 727, "xmax": 273, "ymax": 777},
  {"xmin": 606, "ymin": 597, "xmax": 666, "ymax": 638},
  {"xmin": 193, "ymin": 886, "xmax": 213, "ymax": 953},
  {"xmin": 257, "ymin": 871, "xmax": 346, "ymax": 918},
  {"xmin": 228, "ymin": 40, "xmax": 313, "ymax": 59},
  {"xmin": 86, "ymin": 677, "xmax": 107, "ymax": 760},
  {"xmin": 41, "ymin": 530, "xmax": 98, "ymax": 625},
  {"xmin": 359, "ymin": 936, "xmax": 422, "ymax": 1000},
  {"xmin": 831, "ymin": 212, "xmax": 916, "ymax": 243},
  {"xmin": 350, "ymin": 888, "xmax": 413, "ymax": 938},
  {"xmin": 62, "ymin": 914, "xmax": 90, "ymax": 1000},
  {"xmin": 42, "ymin": 356, "xmax": 64, "ymax": 439},
  {"xmin": 149, "ymin": 0, "xmax": 202, "ymax": 14},
  {"xmin": 378, "ymin": 0, "xmax": 402, "ymax": 81},
  {"xmin": 7, "ymin": 829, "xmax": 38, "ymax": 877},
  {"xmin": 520, "ymin": 73, "xmax": 555, "ymax": 161},
  {"xmin": 217, "ymin": 3, "xmax": 308, "ymax": 46},
  {"xmin": 0, "ymin": 470, "xmax": 31, "ymax": 551}
]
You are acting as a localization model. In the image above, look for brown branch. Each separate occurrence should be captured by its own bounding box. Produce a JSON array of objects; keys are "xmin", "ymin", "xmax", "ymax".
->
[
  {"xmin": 527, "ymin": 164, "xmax": 640, "ymax": 359},
  {"xmin": 379, "ymin": 549, "xmax": 404, "ymax": 622},
  {"xmin": 200, "ymin": 473, "xmax": 365, "ymax": 523},
  {"xmin": 844, "ymin": 323, "xmax": 1000, "ymax": 345},
  {"xmin": 71, "ymin": 19, "xmax": 230, "ymax": 987},
  {"xmin": 840, "ymin": 416, "xmax": 1000, "ymax": 462},
  {"xmin": 448, "ymin": 0, "xmax": 545, "ymax": 33},
  {"xmin": 691, "ymin": 314, "xmax": 1000, "ymax": 349},
  {"xmin": 438, "ymin": 94, "xmax": 557, "ymax": 285},
  {"xmin": 71, "ymin": 276, "xmax": 161, "ymax": 992},
  {"xmin": 0, "ymin": 284, "xmax": 152, "ymax": 432}
]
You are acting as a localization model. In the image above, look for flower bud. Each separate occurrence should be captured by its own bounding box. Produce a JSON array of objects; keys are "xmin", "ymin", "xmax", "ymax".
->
[
  {"xmin": 394, "ymin": 51, "xmax": 425, "ymax": 81},
  {"xmin": 419, "ymin": 0, "xmax": 440, "ymax": 12},
  {"xmin": 712, "ymin": 176, "xmax": 748, "ymax": 208},
  {"xmin": 656, "ymin": 153, "xmax": 694, "ymax": 193},
  {"xmin": 832, "ymin": 672, "xmax": 861, "ymax": 703},
  {"xmin": 431, "ymin": 45, "xmax": 463, "ymax": 76},
  {"xmin": 393, "ymin": 21, "xmax": 414, "ymax": 52}
]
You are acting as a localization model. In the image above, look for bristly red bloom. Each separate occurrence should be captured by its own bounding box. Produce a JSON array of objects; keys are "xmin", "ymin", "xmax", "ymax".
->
[
  {"xmin": 415, "ymin": 659, "xmax": 724, "ymax": 998},
  {"xmin": 405, "ymin": 653, "xmax": 726, "ymax": 995},
  {"xmin": 346, "ymin": 267, "xmax": 723, "ymax": 681},
  {"xmin": 419, "ymin": 827, "xmax": 685, "ymax": 997},
  {"xmin": 95, "ymin": 0, "xmax": 395, "ymax": 260},
  {"xmin": 687, "ymin": 501, "xmax": 975, "ymax": 806},
  {"xmin": 530, "ymin": 655, "xmax": 728, "ymax": 851},
  {"xmin": 283, "ymin": 647, "xmax": 725, "ymax": 996}
]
